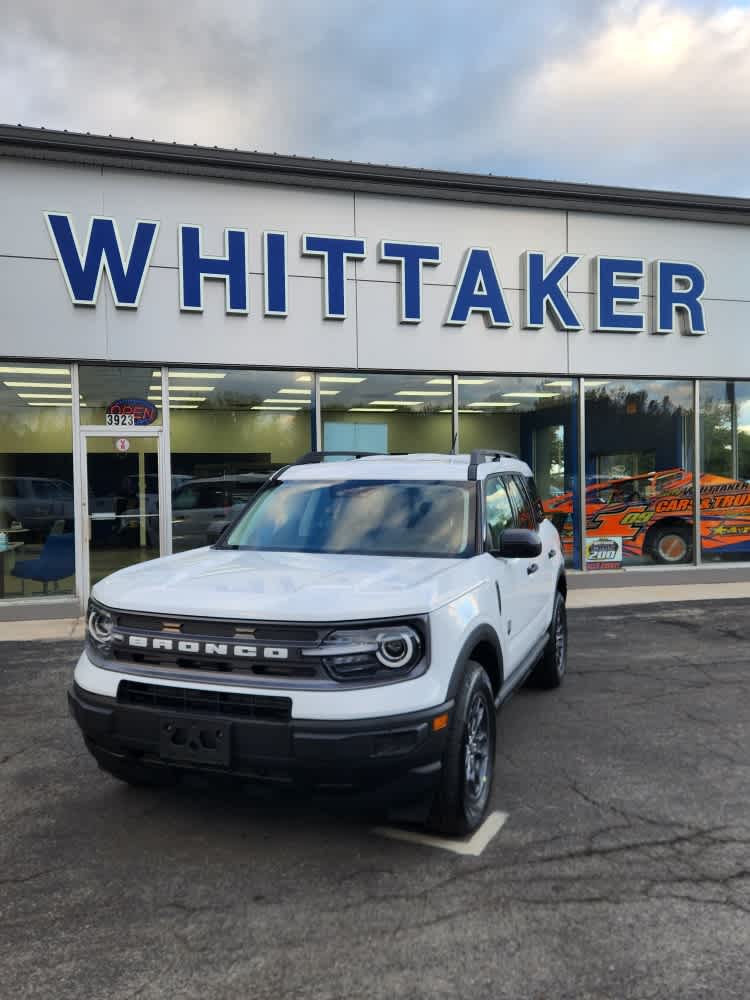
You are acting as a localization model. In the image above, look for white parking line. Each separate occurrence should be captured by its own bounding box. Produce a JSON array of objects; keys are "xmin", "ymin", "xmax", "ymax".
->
[{"xmin": 371, "ymin": 810, "xmax": 509, "ymax": 856}]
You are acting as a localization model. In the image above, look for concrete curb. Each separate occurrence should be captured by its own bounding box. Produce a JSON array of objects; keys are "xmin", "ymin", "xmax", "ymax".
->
[
  {"xmin": 567, "ymin": 581, "xmax": 750, "ymax": 609},
  {"xmin": 0, "ymin": 618, "xmax": 85, "ymax": 642}
]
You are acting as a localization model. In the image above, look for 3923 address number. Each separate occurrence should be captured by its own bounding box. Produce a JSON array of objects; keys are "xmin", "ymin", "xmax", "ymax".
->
[{"xmin": 106, "ymin": 413, "xmax": 135, "ymax": 427}]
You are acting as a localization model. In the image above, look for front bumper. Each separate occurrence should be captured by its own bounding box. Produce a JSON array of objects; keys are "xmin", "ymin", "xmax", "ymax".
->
[{"xmin": 68, "ymin": 682, "xmax": 452, "ymax": 799}]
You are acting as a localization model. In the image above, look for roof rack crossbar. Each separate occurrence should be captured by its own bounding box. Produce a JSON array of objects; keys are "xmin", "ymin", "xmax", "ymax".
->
[
  {"xmin": 294, "ymin": 450, "xmax": 386, "ymax": 464},
  {"xmin": 467, "ymin": 449, "xmax": 518, "ymax": 481}
]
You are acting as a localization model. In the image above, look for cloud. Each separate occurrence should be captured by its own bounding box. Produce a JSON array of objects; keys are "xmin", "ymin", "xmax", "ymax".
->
[
  {"xmin": 1, "ymin": 1, "xmax": 750, "ymax": 194},
  {"xmin": 498, "ymin": 2, "xmax": 750, "ymax": 192}
]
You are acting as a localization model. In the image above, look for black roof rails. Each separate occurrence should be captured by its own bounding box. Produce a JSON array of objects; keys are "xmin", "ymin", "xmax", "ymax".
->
[
  {"xmin": 467, "ymin": 449, "xmax": 518, "ymax": 481},
  {"xmin": 294, "ymin": 450, "xmax": 386, "ymax": 464}
]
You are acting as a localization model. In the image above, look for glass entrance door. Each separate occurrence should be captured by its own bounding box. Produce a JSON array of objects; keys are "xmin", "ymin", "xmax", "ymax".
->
[{"xmin": 82, "ymin": 433, "xmax": 162, "ymax": 594}]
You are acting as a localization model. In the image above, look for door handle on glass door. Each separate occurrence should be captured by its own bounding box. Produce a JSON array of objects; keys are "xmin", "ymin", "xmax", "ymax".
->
[{"xmin": 527, "ymin": 563, "xmax": 538, "ymax": 575}]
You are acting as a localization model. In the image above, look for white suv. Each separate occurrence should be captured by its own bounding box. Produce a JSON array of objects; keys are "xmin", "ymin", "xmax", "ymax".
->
[{"xmin": 69, "ymin": 450, "xmax": 567, "ymax": 835}]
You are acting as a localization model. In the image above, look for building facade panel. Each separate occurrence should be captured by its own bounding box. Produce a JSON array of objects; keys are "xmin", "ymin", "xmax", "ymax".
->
[
  {"xmin": 353, "ymin": 191, "xmax": 568, "ymax": 289},
  {"xmin": 567, "ymin": 210, "xmax": 750, "ymax": 301},
  {"xmin": 356, "ymin": 282, "xmax": 570, "ymax": 374},
  {"xmin": 99, "ymin": 166, "xmax": 357, "ymax": 277}
]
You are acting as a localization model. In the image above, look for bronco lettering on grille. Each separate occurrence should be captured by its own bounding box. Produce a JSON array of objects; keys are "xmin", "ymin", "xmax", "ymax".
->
[{"xmin": 121, "ymin": 635, "xmax": 289, "ymax": 659}]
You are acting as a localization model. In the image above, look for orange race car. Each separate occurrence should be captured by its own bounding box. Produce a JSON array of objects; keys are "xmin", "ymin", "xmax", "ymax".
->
[{"xmin": 544, "ymin": 468, "xmax": 750, "ymax": 565}]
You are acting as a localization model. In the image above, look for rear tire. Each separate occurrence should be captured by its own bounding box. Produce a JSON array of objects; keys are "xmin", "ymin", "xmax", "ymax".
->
[
  {"xmin": 529, "ymin": 591, "xmax": 567, "ymax": 689},
  {"xmin": 650, "ymin": 522, "xmax": 692, "ymax": 564},
  {"xmin": 426, "ymin": 662, "xmax": 496, "ymax": 837}
]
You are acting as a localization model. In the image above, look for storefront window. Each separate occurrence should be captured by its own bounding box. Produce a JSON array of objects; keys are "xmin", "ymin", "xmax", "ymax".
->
[
  {"xmin": 0, "ymin": 362, "xmax": 76, "ymax": 599},
  {"xmin": 78, "ymin": 364, "xmax": 163, "ymax": 427},
  {"xmin": 318, "ymin": 372, "xmax": 453, "ymax": 456},
  {"xmin": 168, "ymin": 368, "xmax": 313, "ymax": 553},
  {"xmin": 458, "ymin": 376, "xmax": 581, "ymax": 568},
  {"xmin": 699, "ymin": 381, "xmax": 750, "ymax": 562},
  {"xmin": 584, "ymin": 379, "xmax": 695, "ymax": 569}
]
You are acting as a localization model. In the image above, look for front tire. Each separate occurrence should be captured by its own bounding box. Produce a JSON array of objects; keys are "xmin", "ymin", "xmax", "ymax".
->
[
  {"xmin": 529, "ymin": 590, "xmax": 567, "ymax": 689},
  {"xmin": 426, "ymin": 662, "xmax": 496, "ymax": 836},
  {"xmin": 650, "ymin": 522, "xmax": 692, "ymax": 564}
]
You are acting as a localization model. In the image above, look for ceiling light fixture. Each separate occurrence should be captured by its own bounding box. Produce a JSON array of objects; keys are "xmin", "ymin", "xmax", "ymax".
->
[
  {"xmin": 427, "ymin": 377, "xmax": 493, "ymax": 386},
  {"xmin": 395, "ymin": 390, "xmax": 452, "ymax": 397},
  {"xmin": 0, "ymin": 366, "xmax": 70, "ymax": 375},
  {"xmin": 369, "ymin": 399, "xmax": 422, "ymax": 406},
  {"xmin": 349, "ymin": 407, "xmax": 396, "ymax": 412},
  {"xmin": 502, "ymin": 392, "xmax": 559, "ymax": 399},
  {"xmin": 467, "ymin": 401, "xmax": 519, "ymax": 408},
  {"xmin": 168, "ymin": 385, "xmax": 216, "ymax": 392},
  {"xmin": 164, "ymin": 371, "xmax": 226, "ymax": 379},
  {"xmin": 17, "ymin": 392, "xmax": 73, "ymax": 399},
  {"xmin": 263, "ymin": 398, "xmax": 310, "ymax": 405},
  {"xmin": 4, "ymin": 381, "xmax": 73, "ymax": 389},
  {"xmin": 252, "ymin": 405, "xmax": 302, "ymax": 411},
  {"xmin": 26, "ymin": 401, "xmax": 81, "ymax": 407},
  {"xmin": 148, "ymin": 395, "xmax": 205, "ymax": 403}
]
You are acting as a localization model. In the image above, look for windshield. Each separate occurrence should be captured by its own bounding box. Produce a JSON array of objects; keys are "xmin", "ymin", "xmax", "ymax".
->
[{"xmin": 222, "ymin": 479, "xmax": 477, "ymax": 558}]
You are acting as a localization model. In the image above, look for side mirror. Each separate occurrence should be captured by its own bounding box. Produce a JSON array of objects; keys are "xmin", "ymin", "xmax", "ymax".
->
[{"xmin": 489, "ymin": 528, "xmax": 542, "ymax": 559}]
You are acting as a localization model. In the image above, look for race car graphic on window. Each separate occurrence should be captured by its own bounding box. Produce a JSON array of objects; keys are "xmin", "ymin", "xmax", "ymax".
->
[{"xmin": 543, "ymin": 469, "xmax": 750, "ymax": 564}]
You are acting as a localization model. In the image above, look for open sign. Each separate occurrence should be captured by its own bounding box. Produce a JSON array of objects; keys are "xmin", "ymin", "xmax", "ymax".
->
[{"xmin": 106, "ymin": 398, "xmax": 158, "ymax": 426}]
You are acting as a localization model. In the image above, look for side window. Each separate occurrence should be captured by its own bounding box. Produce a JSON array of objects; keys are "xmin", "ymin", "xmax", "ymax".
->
[
  {"xmin": 199, "ymin": 486, "xmax": 228, "ymax": 509},
  {"xmin": 229, "ymin": 484, "xmax": 259, "ymax": 506},
  {"xmin": 173, "ymin": 486, "xmax": 200, "ymax": 511},
  {"xmin": 484, "ymin": 476, "xmax": 515, "ymax": 549},
  {"xmin": 505, "ymin": 475, "xmax": 536, "ymax": 530},
  {"xmin": 524, "ymin": 475, "xmax": 545, "ymax": 522}
]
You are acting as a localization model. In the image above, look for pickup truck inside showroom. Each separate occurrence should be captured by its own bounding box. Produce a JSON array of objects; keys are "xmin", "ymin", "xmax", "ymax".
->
[{"xmin": 69, "ymin": 450, "xmax": 567, "ymax": 836}]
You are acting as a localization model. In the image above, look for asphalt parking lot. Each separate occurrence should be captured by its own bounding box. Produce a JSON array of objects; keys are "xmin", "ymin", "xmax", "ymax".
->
[{"xmin": 2, "ymin": 601, "xmax": 750, "ymax": 1000}]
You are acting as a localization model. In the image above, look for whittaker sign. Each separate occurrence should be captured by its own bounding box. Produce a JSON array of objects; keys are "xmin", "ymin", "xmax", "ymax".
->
[{"xmin": 43, "ymin": 213, "xmax": 708, "ymax": 336}]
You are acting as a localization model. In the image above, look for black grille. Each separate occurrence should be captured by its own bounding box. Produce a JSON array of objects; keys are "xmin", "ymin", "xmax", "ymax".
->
[
  {"xmin": 111, "ymin": 648, "xmax": 319, "ymax": 679},
  {"xmin": 117, "ymin": 680, "xmax": 292, "ymax": 722},
  {"xmin": 113, "ymin": 612, "xmax": 322, "ymax": 644}
]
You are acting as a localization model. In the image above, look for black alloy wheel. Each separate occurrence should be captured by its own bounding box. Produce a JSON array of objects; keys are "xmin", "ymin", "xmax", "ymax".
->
[
  {"xmin": 529, "ymin": 590, "xmax": 567, "ymax": 689},
  {"xmin": 427, "ymin": 661, "xmax": 496, "ymax": 836}
]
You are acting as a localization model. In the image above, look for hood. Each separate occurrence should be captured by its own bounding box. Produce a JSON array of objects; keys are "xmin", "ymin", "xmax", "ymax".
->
[{"xmin": 91, "ymin": 547, "xmax": 474, "ymax": 621}]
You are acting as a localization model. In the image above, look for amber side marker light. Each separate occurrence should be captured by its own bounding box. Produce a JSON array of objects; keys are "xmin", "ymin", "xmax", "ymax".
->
[{"xmin": 432, "ymin": 713, "xmax": 450, "ymax": 732}]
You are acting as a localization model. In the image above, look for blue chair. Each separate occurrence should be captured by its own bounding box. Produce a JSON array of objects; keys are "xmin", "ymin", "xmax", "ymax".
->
[{"xmin": 12, "ymin": 533, "xmax": 76, "ymax": 594}]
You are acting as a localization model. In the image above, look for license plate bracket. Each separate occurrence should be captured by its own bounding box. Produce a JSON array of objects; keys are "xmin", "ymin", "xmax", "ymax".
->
[{"xmin": 159, "ymin": 717, "xmax": 232, "ymax": 767}]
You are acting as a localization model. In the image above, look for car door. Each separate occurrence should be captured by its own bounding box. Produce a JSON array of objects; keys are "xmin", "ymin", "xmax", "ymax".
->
[
  {"xmin": 503, "ymin": 474, "xmax": 548, "ymax": 643},
  {"xmin": 484, "ymin": 475, "xmax": 537, "ymax": 677},
  {"xmin": 171, "ymin": 483, "xmax": 203, "ymax": 550}
]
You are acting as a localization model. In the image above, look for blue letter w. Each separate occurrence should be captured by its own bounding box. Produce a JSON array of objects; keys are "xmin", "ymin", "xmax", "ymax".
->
[{"xmin": 45, "ymin": 213, "xmax": 159, "ymax": 307}]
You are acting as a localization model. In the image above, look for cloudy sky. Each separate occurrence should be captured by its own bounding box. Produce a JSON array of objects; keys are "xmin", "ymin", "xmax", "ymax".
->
[{"xmin": 2, "ymin": 0, "xmax": 749, "ymax": 195}]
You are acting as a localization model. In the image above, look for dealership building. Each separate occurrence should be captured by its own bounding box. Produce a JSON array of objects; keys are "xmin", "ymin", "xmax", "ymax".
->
[{"xmin": 1, "ymin": 124, "xmax": 750, "ymax": 620}]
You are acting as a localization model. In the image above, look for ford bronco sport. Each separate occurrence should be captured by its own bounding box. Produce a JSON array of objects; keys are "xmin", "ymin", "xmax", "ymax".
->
[{"xmin": 69, "ymin": 450, "xmax": 567, "ymax": 835}]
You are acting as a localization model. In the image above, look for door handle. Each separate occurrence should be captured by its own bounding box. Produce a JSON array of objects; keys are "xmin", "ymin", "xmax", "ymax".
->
[
  {"xmin": 527, "ymin": 563, "xmax": 539, "ymax": 575},
  {"xmin": 548, "ymin": 549, "xmax": 556, "ymax": 559}
]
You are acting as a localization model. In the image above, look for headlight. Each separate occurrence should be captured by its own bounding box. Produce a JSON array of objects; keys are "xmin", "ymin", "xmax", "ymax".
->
[
  {"xmin": 303, "ymin": 624, "xmax": 424, "ymax": 680},
  {"xmin": 87, "ymin": 602, "xmax": 114, "ymax": 648}
]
